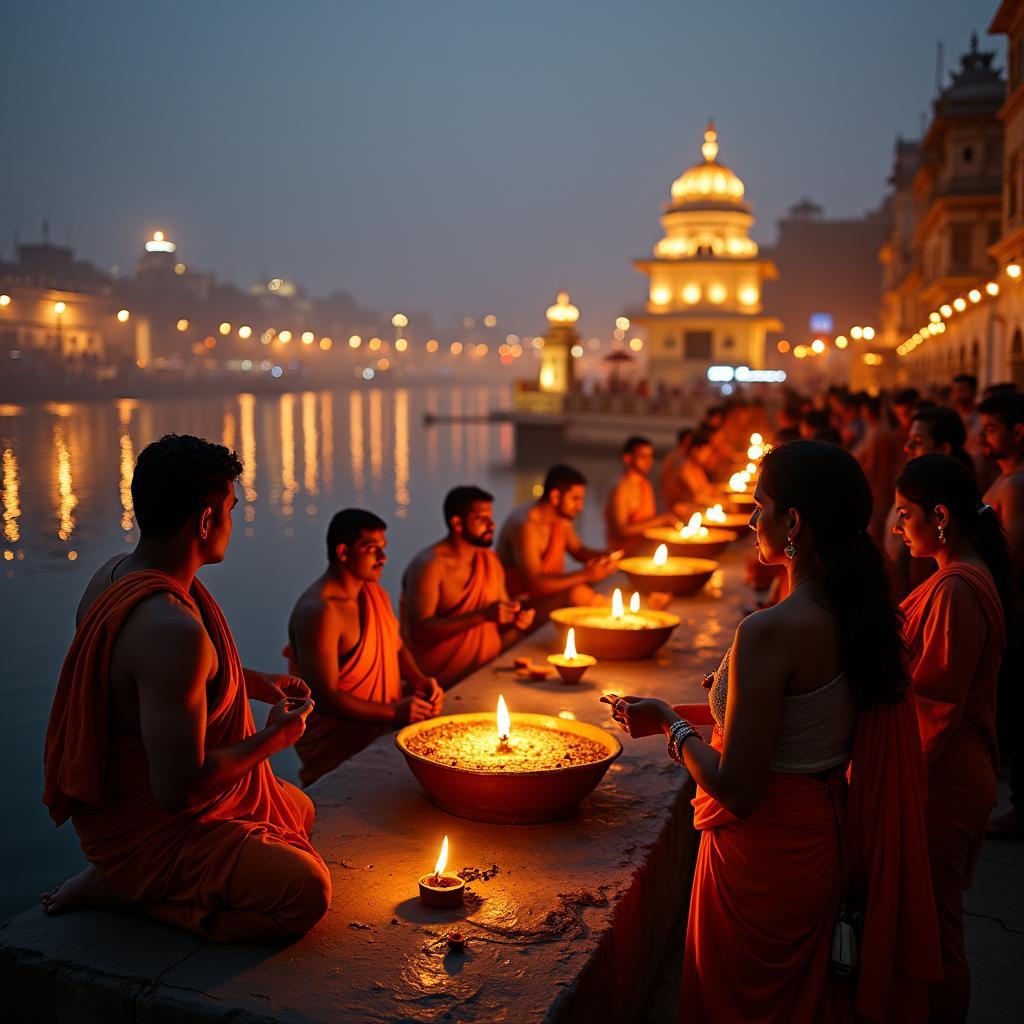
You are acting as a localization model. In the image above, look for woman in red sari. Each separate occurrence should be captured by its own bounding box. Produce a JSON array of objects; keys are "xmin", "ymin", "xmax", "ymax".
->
[
  {"xmin": 893, "ymin": 454, "xmax": 1012, "ymax": 1023},
  {"xmin": 607, "ymin": 440, "xmax": 941, "ymax": 1023}
]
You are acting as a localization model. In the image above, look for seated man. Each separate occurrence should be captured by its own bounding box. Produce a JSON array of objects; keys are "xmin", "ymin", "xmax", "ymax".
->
[
  {"xmin": 659, "ymin": 429, "xmax": 694, "ymax": 511},
  {"xmin": 677, "ymin": 433, "xmax": 720, "ymax": 510},
  {"xmin": 605, "ymin": 435, "xmax": 677, "ymax": 553},
  {"xmin": 42, "ymin": 434, "xmax": 330, "ymax": 943},
  {"xmin": 497, "ymin": 463, "xmax": 619, "ymax": 608},
  {"xmin": 402, "ymin": 486, "xmax": 534, "ymax": 688},
  {"xmin": 287, "ymin": 509, "xmax": 443, "ymax": 787}
]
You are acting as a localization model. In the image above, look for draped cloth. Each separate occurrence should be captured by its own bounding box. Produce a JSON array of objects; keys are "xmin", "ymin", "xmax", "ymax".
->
[
  {"xmin": 295, "ymin": 581, "xmax": 403, "ymax": 787},
  {"xmin": 682, "ymin": 695, "xmax": 941, "ymax": 1023},
  {"xmin": 901, "ymin": 563, "xmax": 1004, "ymax": 1018},
  {"xmin": 501, "ymin": 514, "xmax": 567, "ymax": 599},
  {"xmin": 43, "ymin": 571, "xmax": 329, "ymax": 942},
  {"xmin": 401, "ymin": 549, "xmax": 505, "ymax": 688}
]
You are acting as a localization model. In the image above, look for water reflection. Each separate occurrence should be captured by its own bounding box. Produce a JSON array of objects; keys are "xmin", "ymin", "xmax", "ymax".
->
[
  {"xmin": 279, "ymin": 393, "xmax": 297, "ymax": 519},
  {"xmin": 394, "ymin": 389, "xmax": 410, "ymax": 518},
  {"xmin": 320, "ymin": 392, "xmax": 334, "ymax": 490},
  {"xmin": 117, "ymin": 401, "xmax": 135, "ymax": 533},
  {"xmin": 239, "ymin": 393, "xmax": 257, "ymax": 503},
  {"xmin": 369, "ymin": 388, "xmax": 383, "ymax": 491},
  {"xmin": 2, "ymin": 444, "xmax": 20, "ymax": 547},
  {"xmin": 53, "ymin": 420, "xmax": 77, "ymax": 542},
  {"xmin": 302, "ymin": 391, "xmax": 318, "ymax": 503},
  {"xmin": 349, "ymin": 391, "xmax": 365, "ymax": 495},
  {"xmin": 222, "ymin": 410, "xmax": 237, "ymax": 453}
]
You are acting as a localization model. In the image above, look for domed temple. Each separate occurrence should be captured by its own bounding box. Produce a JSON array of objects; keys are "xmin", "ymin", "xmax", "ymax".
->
[{"xmin": 632, "ymin": 122, "xmax": 780, "ymax": 386}]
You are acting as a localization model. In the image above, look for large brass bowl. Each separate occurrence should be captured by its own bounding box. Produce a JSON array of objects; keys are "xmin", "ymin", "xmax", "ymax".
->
[
  {"xmin": 550, "ymin": 606, "xmax": 680, "ymax": 659},
  {"xmin": 618, "ymin": 555, "xmax": 718, "ymax": 597},
  {"xmin": 396, "ymin": 712, "xmax": 621, "ymax": 824},
  {"xmin": 643, "ymin": 526, "xmax": 734, "ymax": 560}
]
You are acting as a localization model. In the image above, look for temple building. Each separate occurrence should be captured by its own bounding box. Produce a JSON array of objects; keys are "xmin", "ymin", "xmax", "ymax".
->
[{"xmin": 631, "ymin": 123, "xmax": 780, "ymax": 387}]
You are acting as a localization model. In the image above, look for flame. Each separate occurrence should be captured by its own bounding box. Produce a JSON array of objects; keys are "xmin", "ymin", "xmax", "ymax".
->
[
  {"xmin": 496, "ymin": 694, "xmax": 511, "ymax": 741},
  {"xmin": 747, "ymin": 444, "xmax": 764, "ymax": 460},
  {"xmin": 680, "ymin": 511, "xmax": 704, "ymax": 539},
  {"xmin": 728, "ymin": 472, "xmax": 749, "ymax": 493},
  {"xmin": 434, "ymin": 835, "xmax": 449, "ymax": 877},
  {"xmin": 564, "ymin": 627, "xmax": 578, "ymax": 660},
  {"xmin": 611, "ymin": 587, "xmax": 624, "ymax": 619},
  {"xmin": 654, "ymin": 544, "xmax": 668, "ymax": 567},
  {"xmin": 750, "ymin": 432, "xmax": 763, "ymax": 446},
  {"xmin": 746, "ymin": 461, "xmax": 757, "ymax": 474},
  {"xmin": 705, "ymin": 503, "xmax": 726, "ymax": 524},
  {"xmin": 629, "ymin": 591, "xmax": 640, "ymax": 614}
]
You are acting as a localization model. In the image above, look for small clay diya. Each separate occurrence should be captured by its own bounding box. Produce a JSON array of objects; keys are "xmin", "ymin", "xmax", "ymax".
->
[
  {"xmin": 619, "ymin": 545, "xmax": 718, "ymax": 597},
  {"xmin": 418, "ymin": 836, "xmax": 465, "ymax": 908},
  {"xmin": 547, "ymin": 627, "xmax": 596, "ymax": 683}
]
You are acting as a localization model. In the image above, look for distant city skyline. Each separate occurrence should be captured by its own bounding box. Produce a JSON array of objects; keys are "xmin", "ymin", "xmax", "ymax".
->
[{"xmin": 1, "ymin": 1, "xmax": 996, "ymax": 336}]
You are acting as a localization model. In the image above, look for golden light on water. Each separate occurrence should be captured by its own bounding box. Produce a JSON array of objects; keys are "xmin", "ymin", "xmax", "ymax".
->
[
  {"xmin": 496, "ymin": 694, "xmax": 511, "ymax": 742},
  {"xmin": 369, "ymin": 388, "xmax": 383, "ymax": 486},
  {"xmin": 2, "ymin": 446, "xmax": 20, "ymax": 544},
  {"xmin": 53, "ymin": 422, "xmax": 77, "ymax": 542},
  {"xmin": 279, "ymin": 393, "xmax": 297, "ymax": 518},
  {"xmin": 118, "ymin": 402, "xmax": 135, "ymax": 532},
  {"xmin": 239, "ymin": 393, "xmax": 258, "ymax": 503},
  {"xmin": 302, "ymin": 391, "xmax": 319, "ymax": 498},
  {"xmin": 349, "ymin": 391, "xmax": 365, "ymax": 494},
  {"xmin": 394, "ymin": 389, "xmax": 410, "ymax": 518}
]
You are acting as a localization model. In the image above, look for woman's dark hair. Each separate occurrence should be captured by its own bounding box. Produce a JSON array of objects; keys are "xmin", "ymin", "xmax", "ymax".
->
[
  {"xmin": 132, "ymin": 434, "xmax": 242, "ymax": 537},
  {"xmin": 759, "ymin": 440, "xmax": 907, "ymax": 708},
  {"xmin": 895, "ymin": 454, "xmax": 1014, "ymax": 635},
  {"xmin": 910, "ymin": 406, "xmax": 973, "ymax": 473}
]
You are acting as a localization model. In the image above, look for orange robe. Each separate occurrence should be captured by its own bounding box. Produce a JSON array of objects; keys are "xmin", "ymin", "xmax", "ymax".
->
[
  {"xmin": 401, "ymin": 549, "xmax": 505, "ymax": 688},
  {"xmin": 43, "ymin": 571, "xmax": 330, "ymax": 942},
  {"xmin": 502, "ymin": 514, "xmax": 567, "ymax": 599},
  {"xmin": 682, "ymin": 697, "xmax": 940, "ymax": 1022},
  {"xmin": 605, "ymin": 475, "xmax": 657, "ymax": 552},
  {"xmin": 295, "ymin": 581, "xmax": 403, "ymax": 787},
  {"xmin": 902, "ymin": 564, "xmax": 1004, "ymax": 1020}
]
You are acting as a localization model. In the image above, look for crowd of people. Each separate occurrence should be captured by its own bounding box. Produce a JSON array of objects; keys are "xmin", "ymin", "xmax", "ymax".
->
[{"xmin": 36, "ymin": 372, "xmax": 1024, "ymax": 1023}]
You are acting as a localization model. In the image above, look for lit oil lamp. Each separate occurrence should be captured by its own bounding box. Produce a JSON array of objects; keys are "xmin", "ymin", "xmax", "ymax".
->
[
  {"xmin": 704, "ymin": 502, "xmax": 751, "ymax": 535},
  {"xmin": 550, "ymin": 587, "xmax": 680, "ymax": 659},
  {"xmin": 418, "ymin": 834, "xmax": 466, "ymax": 908},
  {"xmin": 644, "ymin": 511, "xmax": 734, "ymax": 560},
  {"xmin": 719, "ymin": 470, "xmax": 756, "ymax": 513},
  {"xmin": 547, "ymin": 627, "xmax": 597, "ymax": 684},
  {"xmin": 396, "ymin": 695, "xmax": 621, "ymax": 823},
  {"xmin": 619, "ymin": 543, "xmax": 718, "ymax": 598}
]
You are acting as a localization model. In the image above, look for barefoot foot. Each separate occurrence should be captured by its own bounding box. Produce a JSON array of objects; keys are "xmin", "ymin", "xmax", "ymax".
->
[{"xmin": 41, "ymin": 864, "xmax": 124, "ymax": 915}]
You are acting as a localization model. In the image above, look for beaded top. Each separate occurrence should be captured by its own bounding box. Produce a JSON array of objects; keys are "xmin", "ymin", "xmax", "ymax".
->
[{"xmin": 708, "ymin": 647, "xmax": 856, "ymax": 773}]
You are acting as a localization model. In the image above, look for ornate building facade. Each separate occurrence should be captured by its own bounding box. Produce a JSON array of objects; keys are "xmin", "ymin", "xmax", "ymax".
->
[{"xmin": 631, "ymin": 123, "xmax": 780, "ymax": 387}]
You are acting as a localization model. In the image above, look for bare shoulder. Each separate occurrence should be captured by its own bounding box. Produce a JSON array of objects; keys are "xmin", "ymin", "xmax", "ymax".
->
[
  {"xmin": 407, "ymin": 541, "xmax": 450, "ymax": 579},
  {"xmin": 290, "ymin": 578, "xmax": 340, "ymax": 637},
  {"xmin": 75, "ymin": 555, "xmax": 125, "ymax": 626},
  {"xmin": 119, "ymin": 592, "xmax": 213, "ymax": 678}
]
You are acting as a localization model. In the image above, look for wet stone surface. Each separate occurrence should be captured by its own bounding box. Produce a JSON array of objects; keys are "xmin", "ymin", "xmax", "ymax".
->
[{"xmin": 1, "ymin": 550, "xmax": 750, "ymax": 1023}]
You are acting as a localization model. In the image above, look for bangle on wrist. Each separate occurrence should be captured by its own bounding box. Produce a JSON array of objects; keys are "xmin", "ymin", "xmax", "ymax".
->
[{"xmin": 667, "ymin": 718, "xmax": 698, "ymax": 764}]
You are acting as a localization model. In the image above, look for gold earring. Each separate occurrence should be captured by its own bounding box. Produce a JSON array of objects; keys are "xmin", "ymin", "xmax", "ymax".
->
[
  {"xmin": 785, "ymin": 536, "xmax": 796, "ymax": 559},
  {"xmin": 938, "ymin": 524, "xmax": 946, "ymax": 545}
]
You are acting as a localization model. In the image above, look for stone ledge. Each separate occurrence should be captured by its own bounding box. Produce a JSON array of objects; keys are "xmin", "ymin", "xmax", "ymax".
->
[{"xmin": 2, "ymin": 554, "xmax": 746, "ymax": 1023}]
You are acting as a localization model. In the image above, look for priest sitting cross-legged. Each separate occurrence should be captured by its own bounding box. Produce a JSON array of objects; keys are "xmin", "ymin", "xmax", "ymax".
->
[
  {"xmin": 42, "ymin": 434, "xmax": 331, "ymax": 943},
  {"xmin": 401, "ymin": 485, "xmax": 535, "ymax": 689},
  {"xmin": 286, "ymin": 508, "xmax": 444, "ymax": 787},
  {"xmin": 497, "ymin": 463, "xmax": 620, "ymax": 610}
]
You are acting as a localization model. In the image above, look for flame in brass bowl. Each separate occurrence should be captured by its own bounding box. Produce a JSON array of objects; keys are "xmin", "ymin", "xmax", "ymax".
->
[
  {"xmin": 642, "ymin": 526, "xmax": 734, "ymax": 560},
  {"xmin": 618, "ymin": 555, "xmax": 719, "ymax": 597},
  {"xmin": 550, "ymin": 605, "xmax": 680, "ymax": 659},
  {"xmin": 396, "ymin": 712, "xmax": 621, "ymax": 824}
]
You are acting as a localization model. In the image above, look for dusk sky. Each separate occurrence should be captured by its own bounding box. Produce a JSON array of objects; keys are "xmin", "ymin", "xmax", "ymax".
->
[{"xmin": 2, "ymin": 1, "xmax": 995, "ymax": 336}]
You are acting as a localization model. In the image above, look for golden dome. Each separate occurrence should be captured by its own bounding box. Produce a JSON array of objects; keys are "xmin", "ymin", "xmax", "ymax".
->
[
  {"xmin": 670, "ymin": 122, "xmax": 746, "ymax": 205},
  {"xmin": 546, "ymin": 290, "xmax": 580, "ymax": 325}
]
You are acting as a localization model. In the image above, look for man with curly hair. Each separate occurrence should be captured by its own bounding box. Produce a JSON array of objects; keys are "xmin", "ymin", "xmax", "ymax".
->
[{"xmin": 42, "ymin": 434, "xmax": 331, "ymax": 941}]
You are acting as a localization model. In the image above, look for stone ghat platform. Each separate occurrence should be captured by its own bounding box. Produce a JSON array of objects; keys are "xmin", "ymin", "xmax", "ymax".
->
[{"xmin": 1, "ymin": 553, "xmax": 748, "ymax": 1024}]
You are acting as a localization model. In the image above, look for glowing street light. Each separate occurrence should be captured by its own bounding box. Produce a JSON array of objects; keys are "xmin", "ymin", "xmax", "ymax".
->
[{"xmin": 116, "ymin": 309, "xmax": 130, "ymax": 323}]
